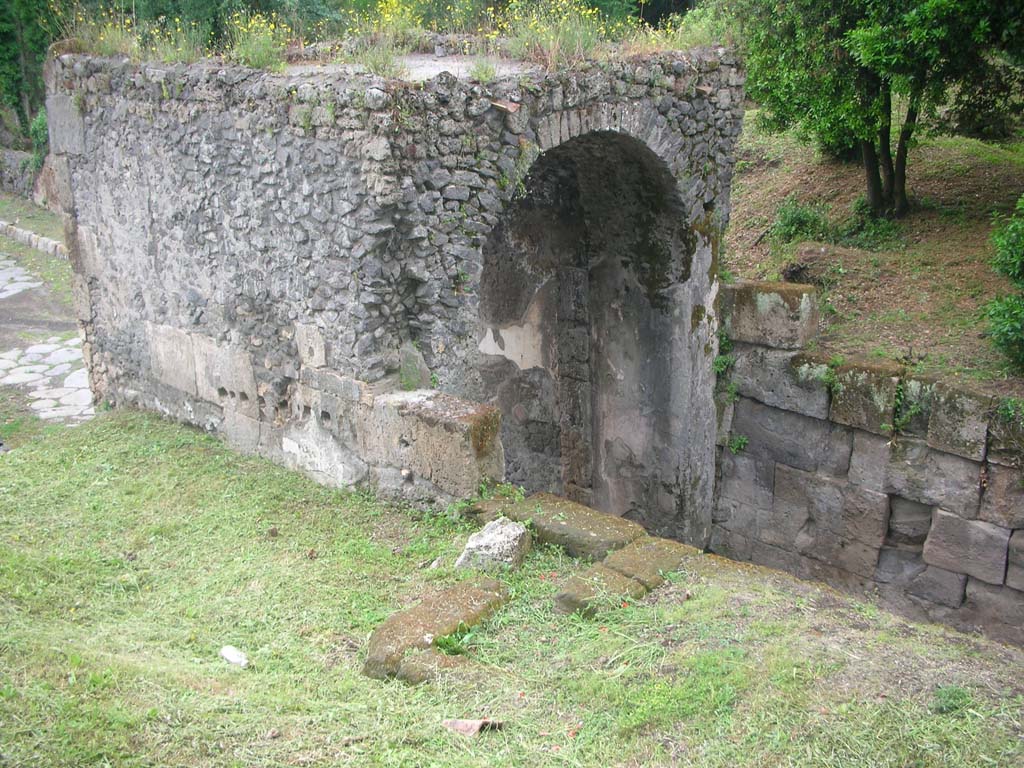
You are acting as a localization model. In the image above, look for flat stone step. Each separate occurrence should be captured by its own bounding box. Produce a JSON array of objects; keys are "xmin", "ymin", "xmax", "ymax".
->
[
  {"xmin": 555, "ymin": 535, "xmax": 700, "ymax": 617},
  {"xmin": 362, "ymin": 578, "xmax": 507, "ymax": 680},
  {"xmin": 503, "ymin": 492, "xmax": 646, "ymax": 560}
]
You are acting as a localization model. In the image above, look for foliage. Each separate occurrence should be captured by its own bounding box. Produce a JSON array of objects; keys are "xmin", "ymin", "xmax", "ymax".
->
[
  {"xmin": 771, "ymin": 196, "xmax": 831, "ymax": 244},
  {"xmin": 28, "ymin": 108, "xmax": 47, "ymax": 173},
  {"xmin": 733, "ymin": 0, "xmax": 1024, "ymax": 217},
  {"xmin": 469, "ymin": 56, "xmax": 497, "ymax": 82},
  {"xmin": 349, "ymin": 40, "xmax": 411, "ymax": 78},
  {"xmin": 226, "ymin": 11, "xmax": 291, "ymax": 71},
  {"xmin": 727, "ymin": 434, "xmax": 748, "ymax": 454},
  {"xmin": 771, "ymin": 195, "xmax": 902, "ymax": 251},
  {"xmin": 986, "ymin": 193, "xmax": 1024, "ymax": 370},
  {"xmin": 504, "ymin": 0, "xmax": 613, "ymax": 70},
  {"xmin": 625, "ymin": 1, "xmax": 737, "ymax": 54},
  {"xmin": 0, "ymin": 0, "xmax": 58, "ymax": 131}
]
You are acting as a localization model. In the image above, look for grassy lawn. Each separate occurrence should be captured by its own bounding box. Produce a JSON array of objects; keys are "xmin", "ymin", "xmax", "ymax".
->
[
  {"xmin": 725, "ymin": 114, "xmax": 1024, "ymax": 393},
  {"xmin": 0, "ymin": 192, "xmax": 64, "ymax": 243},
  {"xmin": 1, "ymin": 411, "xmax": 1022, "ymax": 766}
]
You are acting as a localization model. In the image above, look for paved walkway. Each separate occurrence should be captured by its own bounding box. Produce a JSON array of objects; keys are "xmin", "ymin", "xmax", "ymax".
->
[{"xmin": 0, "ymin": 248, "xmax": 92, "ymax": 424}]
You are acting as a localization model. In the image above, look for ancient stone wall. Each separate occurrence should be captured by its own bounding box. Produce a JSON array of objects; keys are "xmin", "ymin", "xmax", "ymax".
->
[
  {"xmin": 715, "ymin": 282, "xmax": 1024, "ymax": 645},
  {"xmin": 46, "ymin": 47, "xmax": 744, "ymax": 533}
]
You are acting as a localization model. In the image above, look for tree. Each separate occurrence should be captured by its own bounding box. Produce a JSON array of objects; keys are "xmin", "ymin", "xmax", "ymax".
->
[
  {"xmin": 0, "ymin": 0, "xmax": 56, "ymax": 132},
  {"xmin": 734, "ymin": 0, "xmax": 1024, "ymax": 217}
]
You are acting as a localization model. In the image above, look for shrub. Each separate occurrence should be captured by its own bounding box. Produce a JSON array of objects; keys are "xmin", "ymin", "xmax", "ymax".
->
[
  {"xmin": 771, "ymin": 196, "xmax": 831, "ymax": 243},
  {"xmin": 986, "ymin": 194, "xmax": 1024, "ymax": 370},
  {"xmin": 28, "ymin": 110, "xmax": 48, "ymax": 173},
  {"xmin": 143, "ymin": 17, "xmax": 209, "ymax": 64},
  {"xmin": 505, "ymin": 0, "xmax": 611, "ymax": 70},
  {"xmin": 226, "ymin": 11, "xmax": 290, "ymax": 71},
  {"xmin": 469, "ymin": 57, "xmax": 497, "ymax": 82}
]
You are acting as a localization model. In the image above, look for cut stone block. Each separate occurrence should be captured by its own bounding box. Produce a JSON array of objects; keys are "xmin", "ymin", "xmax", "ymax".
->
[
  {"xmin": 455, "ymin": 517, "xmax": 531, "ymax": 571},
  {"xmin": 717, "ymin": 452, "xmax": 774, "ymax": 511},
  {"xmin": 987, "ymin": 408, "xmax": 1024, "ymax": 467},
  {"xmin": 1008, "ymin": 531, "xmax": 1024, "ymax": 592},
  {"xmin": 602, "ymin": 536, "xmax": 699, "ymax": 589},
  {"xmin": 886, "ymin": 438, "xmax": 982, "ymax": 518},
  {"xmin": 729, "ymin": 344, "xmax": 830, "ymax": 419},
  {"xmin": 709, "ymin": 524, "xmax": 752, "ymax": 561},
  {"xmin": 720, "ymin": 281, "xmax": 819, "ymax": 349},
  {"xmin": 363, "ymin": 578, "xmax": 507, "ymax": 680},
  {"xmin": 732, "ymin": 397, "xmax": 851, "ymax": 477},
  {"xmin": 926, "ymin": 382, "xmax": 992, "ymax": 461},
  {"xmin": 908, "ymin": 565, "xmax": 967, "ymax": 608},
  {"xmin": 959, "ymin": 579, "xmax": 1024, "ymax": 647},
  {"xmin": 922, "ymin": 509, "xmax": 1010, "ymax": 586},
  {"xmin": 897, "ymin": 375, "xmax": 937, "ymax": 438},
  {"xmin": 874, "ymin": 547, "xmax": 926, "ymax": 585},
  {"xmin": 146, "ymin": 323, "xmax": 196, "ymax": 396},
  {"xmin": 504, "ymin": 493, "xmax": 646, "ymax": 560},
  {"xmin": 192, "ymin": 333, "xmax": 257, "ymax": 417},
  {"xmin": 554, "ymin": 564, "xmax": 647, "ymax": 617},
  {"xmin": 979, "ymin": 463, "xmax": 1024, "ymax": 530},
  {"xmin": 466, "ymin": 497, "xmax": 516, "ymax": 526},
  {"xmin": 395, "ymin": 649, "xmax": 469, "ymax": 685},
  {"xmin": 828, "ymin": 359, "xmax": 900, "ymax": 436},
  {"xmin": 294, "ymin": 323, "xmax": 327, "ymax": 368},
  {"xmin": 887, "ymin": 497, "xmax": 933, "ymax": 546}
]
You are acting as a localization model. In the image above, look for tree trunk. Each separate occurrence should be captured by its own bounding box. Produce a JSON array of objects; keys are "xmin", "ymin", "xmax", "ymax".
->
[
  {"xmin": 878, "ymin": 85, "xmax": 895, "ymax": 205},
  {"xmin": 861, "ymin": 140, "xmax": 885, "ymax": 215},
  {"xmin": 892, "ymin": 92, "xmax": 921, "ymax": 218}
]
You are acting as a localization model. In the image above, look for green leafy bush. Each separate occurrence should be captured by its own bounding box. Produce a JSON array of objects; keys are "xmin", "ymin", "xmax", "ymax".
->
[
  {"xmin": 771, "ymin": 196, "xmax": 831, "ymax": 243},
  {"xmin": 28, "ymin": 109, "xmax": 47, "ymax": 173},
  {"xmin": 986, "ymin": 194, "xmax": 1024, "ymax": 369}
]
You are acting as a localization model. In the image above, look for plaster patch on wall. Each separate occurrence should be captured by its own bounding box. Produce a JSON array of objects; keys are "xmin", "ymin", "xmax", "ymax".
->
[{"xmin": 477, "ymin": 282, "xmax": 551, "ymax": 373}]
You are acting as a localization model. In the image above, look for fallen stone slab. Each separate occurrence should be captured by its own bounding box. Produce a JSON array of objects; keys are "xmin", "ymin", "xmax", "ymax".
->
[
  {"xmin": 466, "ymin": 496, "xmax": 517, "ymax": 526},
  {"xmin": 395, "ymin": 648, "xmax": 470, "ymax": 684},
  {"xmin": 602, "ymin": 536, "xmax": 700, "ymax": 590},
  {"xmin": 554, "ymin": 564, "xmax": 647, "ymax": 617},
  {"xmin": 504, "ymin": 492, "xmax": 646, "ymax": 560},
  {"xmin": 363, "ymin": 578, "xmax": 507, "ymax": 680},
  {"xmin": 455, "ymin": 517, "xmax": 531, "ymax": 571}
]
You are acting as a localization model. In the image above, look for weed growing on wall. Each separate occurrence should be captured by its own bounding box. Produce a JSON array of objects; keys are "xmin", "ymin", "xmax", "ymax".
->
[{"xmin": 226, "ymin": 12, "xmax": 291, "ymax": 71}]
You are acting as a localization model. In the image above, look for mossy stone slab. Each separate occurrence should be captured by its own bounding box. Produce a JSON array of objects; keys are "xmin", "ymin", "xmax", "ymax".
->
[
  {"xmin": 602, "ymin": 536, "xmax": 700, "ymax": 589},
  {"xmin": 554, "ymin": 564, "xmax": 648, "ymax": 617},
  {"xmin": 504, "ymin": 492, "xmax": 646, "ymax": 560},
  {"xmin": 363, "ymin": 578, "xmax": 507, "ymax": 679}
]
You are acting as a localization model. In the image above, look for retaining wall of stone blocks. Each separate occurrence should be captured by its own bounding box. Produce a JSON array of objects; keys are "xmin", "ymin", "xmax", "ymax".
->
[{"xmin": 714, "ymin": 281, "xmax": 1024, "ymax": 645}]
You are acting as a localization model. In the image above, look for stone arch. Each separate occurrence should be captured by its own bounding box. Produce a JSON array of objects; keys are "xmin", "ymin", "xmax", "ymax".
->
[{"xmin": 476, "ymin": 127, "xmax": 714, "ymax": 540}]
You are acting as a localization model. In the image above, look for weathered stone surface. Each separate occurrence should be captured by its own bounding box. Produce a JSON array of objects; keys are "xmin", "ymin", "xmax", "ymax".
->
[
  {"xmin": 717, "ymin": 452, "xmax": 774, "ymax": 511},
  {"xmin": 729, "ymin": 344, "xmax": 829, "ymax": 419},
  {"xmin": 886, "ymin": 438, "xmax": 982, "ymax": 518},
  {"xmin": 926, "ymin": 382, "xmax": 992, "ymax": 461},
  {"xmin": 979, "ymin": 463, "xmax": 1024, "ymax": 529},
  {"xmin": 192, "ymin": 334, "xmax": 257, "ymax": 417},
  {"xmin": 987, "ymin": 408, "xmax": 1024, "ymax": 467},
  {"xmin": 554, "ymin": 564, "xmax": 647, "ymax": 617},
  {"xmin": 363, "ymin": 578, "xmax": 507, "ymax": 679},
  {"xmin": 908, "ymin": 565, "xmax": 967, "ymax": 608},
  {"xmin": 720, "ymin": 282, "xmax": 819, "ymax": 349},
  {"xmin": 455, "ymin": 517, "xmax": 531, "ymax": 571},
  {"xmin": 709, "ymin": 524, "xmax": 752, "ymax": 561},
  {"xmin": 887, "ymin": 497, "xmax": 932, "ymax": 545},
  {"xmin": 874, "ymin": 546, "xmax": 925, "ymax": 584},
  {"xmin": 146, "ymin": 323, "xmax": 196, "ymax": 396},
  {"xmin": 897, "ymin": 375, "xmax": 937, "ymax": 438},
  {"xmin": 828, "ymin": 359, "xmax": 900, "ymax": 436},
  {"xmin": 504, "ymin": 493, "xmax": 646, "ymax": 560},
  {"xmin": 1008, "ymin": 531, "xmax": 1024, "ymax": 592},
  {"xmin": 922, "ymin": 509, "xmax": 1010, "ymax": 586},
  {"xmin": 45, "ymin": 92, "xmax": 84, "ymax": 155},
  {"xmin": 602, "ymin": 536, "xmax": 699, "ymax": 589},
  {"xmin": 958, "ymin": 579, "xmax": 1024, "ymax": 646},
  {"xmin": 294, "ymin": 323, "xmax": 326, "ymax": 368},
  {"xmin": 395, "ymin": 648, "xmax": 469, "ymax": 684},
  {"xmin": 732, "ymin": 397, "xmax": 851, "ymax": 477},
  {"xmin": 466, "ymin": 497, "xmax": 516, "ymax": 525}
]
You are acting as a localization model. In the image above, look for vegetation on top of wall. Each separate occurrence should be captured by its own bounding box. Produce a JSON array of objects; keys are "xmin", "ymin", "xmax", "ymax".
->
[{"xmin": 986, "ymin": 194, "xmax": 1024, "ymax": 371}]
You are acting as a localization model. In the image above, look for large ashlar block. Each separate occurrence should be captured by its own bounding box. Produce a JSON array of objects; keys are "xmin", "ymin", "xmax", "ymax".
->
[
  {"xmin": 146, "ymin": 323, "xmax": 196, "ymax": 396},
  {"xmin": 829, "ymin": 358, "xmax": 900, "ymax": 436},
  {"xmin": 720, "ymin": 281, "xmax": 819, "ymax": 350},
  {"xmin": 978, "ymin": 463, "xmax": 1024, "ymax": 530},
  {"xmin": 731, "ymin": 397, "xmax": 851, "ymax": 477},
  {"xmin": 729, "ymin": 344, "xmax": 830, "ymax": 419},
  {"xmin": 926, "ymin": 382, "xmax": 992, "ymax": 461},
  {"xmin": 922, "ymin": 509, "xmax": 1010, "ymax": 586},
  {"xmin": 1006, "ymin": 531, "xmax": 1024, "ymax": 592},
  {"xmin": 192, "ymin": 333, "xmax": 258, "ymax": 417}
]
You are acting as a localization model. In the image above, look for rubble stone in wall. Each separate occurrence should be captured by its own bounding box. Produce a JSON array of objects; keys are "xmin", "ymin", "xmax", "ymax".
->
[
  {"xmin": 828, "ymin": 359, "xmax": 900, "ymax": 436},
  {"xmin": 922, "ymin": 509, "xmax": 1010, "ymax": 586},
  {"xmin": 979, "ymin": 463, "xmax": 1024, "ymax": 530},
  {"xmin": 719, "ymin": 281, "xmax": 818, "ymax": 349},
  {"xmin": 926, "ymin": 382, "xmax": 992, "ymax": 461},
  {"xmin": 728, "ymin": 344, "xmax": 830, "ymax": 420}
]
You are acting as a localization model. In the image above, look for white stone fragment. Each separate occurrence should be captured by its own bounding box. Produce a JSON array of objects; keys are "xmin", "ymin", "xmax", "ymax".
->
[
  {"xmin": 63, "ymin": 368, "xmax": 89, "ymax": 388},
  {"xmin": 455, "ymin": 517, "xmax": 532, "ymax": 571},
  {"xmin": 220, "ymin": 645, "xmax": 249, "ymax": 668}
]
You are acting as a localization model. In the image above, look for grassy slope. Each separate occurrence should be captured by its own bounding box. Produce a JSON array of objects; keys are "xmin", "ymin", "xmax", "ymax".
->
[
  {"xmin": 725, "ymin": 116, "xmax": 1024, "ymax": 392},
  {"xmin": 1, "ymin": 412, "xmax": 1022, "ymax": 767},
  {"xmin": 0, "ymin": 192, "xmax": 64, "ymax": 243}
]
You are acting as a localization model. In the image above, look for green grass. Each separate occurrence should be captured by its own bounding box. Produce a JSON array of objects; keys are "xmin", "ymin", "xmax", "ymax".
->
[
  {"xmin": 1, "ymin": 411, "xmax": 1022, "ymax": 766},
  {"xmin": 1, "ymin": 234, "xmax": 74, "ymax": 309},
  {"xmin": 0, "ymin": 192, "xmax": 64, "ymax": 243}
]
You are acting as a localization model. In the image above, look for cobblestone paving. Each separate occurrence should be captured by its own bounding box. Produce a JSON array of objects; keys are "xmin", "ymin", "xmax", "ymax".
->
[{"xmin": 0, "ymin": 336, "xmax": 93, "ymax": 422}]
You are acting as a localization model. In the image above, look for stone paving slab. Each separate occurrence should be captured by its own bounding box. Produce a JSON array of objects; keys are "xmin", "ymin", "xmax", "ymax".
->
[
  {"xmin": 503, "ymin": 492, "xmax": 646, "ymax": 560},
  {"xmin": 363, "ymin": 577, "xmax": 507, "ymax": 680},
  {"xmin": 554, "ymin": 563, "xmax": 648, "ymax": 618},
  {"xmin": 0, "ymin": 333, "xmax": 93, "ymax": 424},
  {"xmin": 602, "ymin": 536, "xmax": 701, "ymax": 590}
]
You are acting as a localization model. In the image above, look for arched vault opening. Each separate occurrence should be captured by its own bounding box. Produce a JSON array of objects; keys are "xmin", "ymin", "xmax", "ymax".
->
[{"xmin": 477, "ymin": 130, "xmax": 714, "ymax": 540}]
